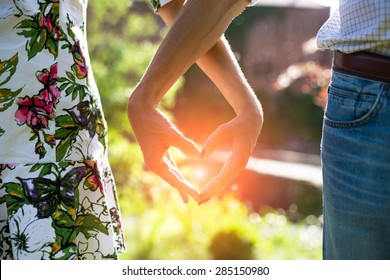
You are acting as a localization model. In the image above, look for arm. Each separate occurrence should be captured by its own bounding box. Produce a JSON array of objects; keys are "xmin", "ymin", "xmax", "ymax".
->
[
  {"xmin": 129, "ymin": 0, "xmax": 251, "ymax": 103},
  {"xmin": 127, "ymin": 0, "xmax": 260, "ymax": 203},
  {"xmin": 157, "ymin": 1, "xmax": 263, "ymax": 204},
  {"xmin": 157, "ymin": 1, "xmax": 261, "ymax": 117}
]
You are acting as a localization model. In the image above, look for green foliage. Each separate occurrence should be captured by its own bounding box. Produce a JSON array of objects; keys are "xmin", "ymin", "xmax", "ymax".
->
[
  {"xmin": 87, "ymin": 1, "xmax": 322, "ymax": 260},
  {"xmin": 88, "ymin": 1, "xmax": 156, "ymax": 187},
  {"xmin": 259, "ymin": 89, "xmax": 324, "ymax": 152},
  {"xmin": 88, "ymin": 0, "xmax": 181, "ymax": 185},
  {"xmin": 118, "ymin": 183, "xmax": 321, "ymax": 260},
  {"xmin": 209, "ymin": 230, "xmax": 255, "ymax": 260},
  {"xmin": 226, "ymin": 7, "xmax": 283, "ymax": 55}
]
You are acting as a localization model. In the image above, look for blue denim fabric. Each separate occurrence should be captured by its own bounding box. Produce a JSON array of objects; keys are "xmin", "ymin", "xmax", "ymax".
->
[{"xmin": 321, "ymin": 70, "xmax": 390, "ymax": 260}]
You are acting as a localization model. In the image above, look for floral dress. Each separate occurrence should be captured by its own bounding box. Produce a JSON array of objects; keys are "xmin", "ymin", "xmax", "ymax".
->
[{"xmin": 0, "ymin": 0, "xmax": 125, "ymax": 260}]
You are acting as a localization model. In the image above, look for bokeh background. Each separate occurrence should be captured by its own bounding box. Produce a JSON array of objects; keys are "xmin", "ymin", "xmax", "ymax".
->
[{"xmin": 87, "ymin": 0, "xmax": 333, "ymax": 260}]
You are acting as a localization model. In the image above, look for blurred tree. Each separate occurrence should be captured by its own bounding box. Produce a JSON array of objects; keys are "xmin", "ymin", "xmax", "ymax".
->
[{"xmin": 87, "ymin": 0, "xmax": 181, "ymax": 188}]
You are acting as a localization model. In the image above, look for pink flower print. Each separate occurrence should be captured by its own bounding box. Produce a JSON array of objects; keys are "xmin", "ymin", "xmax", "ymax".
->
[
  {"xmin": 0, "ymin": 164, "xmax": 15, "ymax": 170},
  {"xmin": 85, "ymin": 173, "xmax": 104, "ymax": 193},
  {"xmin": 13, "ymin": 64, "xmax": 59, "ymax": 159},
  {"xmin": 0, "ymin": 164, "xmax": 15, "ymax": 176},
  {"xmin": 71, "ymin": 41, "xmax": 88, "ymax": 79},
  {"xmin": 84, "ymin": 160, "xmax": 104, "ymax": 193},
  {"xmin": 37, "ymin": 63, "xmax": 57, "ymax": 84},
  {"xmin": 39, "ymin": 12, "xmax": 61, "ymax": 40},
  {"xmin": 15, "ymin": 95, "xmax": 55, "ymax": 131},
  {"xmin": 110, "ymin": 208, "xmax": 123, "ymax": 232},
  {"xmin": 36, "ymin": 63, "xmax": 60, "ymax": 104}
]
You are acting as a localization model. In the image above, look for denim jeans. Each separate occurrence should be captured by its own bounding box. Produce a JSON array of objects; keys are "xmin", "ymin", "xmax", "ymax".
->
[{"xmin": 321, "ymin": 70, "xmax": 390, "ymax": 259}]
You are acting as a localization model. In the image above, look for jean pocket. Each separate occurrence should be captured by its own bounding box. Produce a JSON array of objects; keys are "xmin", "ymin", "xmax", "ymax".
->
[{"xmin": 324, "ymin": 84, "xmax": 384, "ymax": 129}]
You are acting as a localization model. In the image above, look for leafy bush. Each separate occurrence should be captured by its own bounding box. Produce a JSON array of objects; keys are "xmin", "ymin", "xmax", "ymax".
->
[
  {"xmin": 117, "ymin": 178, "xmax": 322, "ymax": 260},
  {"xmin": 209, "ymin": 230, "xmax": 255, "ymax": 260}
]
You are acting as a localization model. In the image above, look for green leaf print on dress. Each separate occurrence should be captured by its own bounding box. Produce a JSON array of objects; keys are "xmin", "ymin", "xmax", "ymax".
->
[
  {"xmin": 149, "ymin": 0, "xmax": 162, "ymax": 10},
  {"xmin": 0, "ymin": 54, "xmax": 22, "ymax": 137},
  {"xmin": 0, "ymin": 0, "xmax": 126, "ymax": 259},
  {"xmin": 56, "ymin": 98, "xmax": 107, "ymax": 162},
  {"xmin": 1, "ymin": 160, "xmax": 115, "ymax": 259},
  {"xmin": 0, "ymin": 53, "xmax": 20, "ymax": 91},
  {"xmin": 16, "ymin": 1, "xmax": 63, "ymax": 60},
  {"xmin": 0, "ymin": 54, "xmax": 23, "ymax": 136}
]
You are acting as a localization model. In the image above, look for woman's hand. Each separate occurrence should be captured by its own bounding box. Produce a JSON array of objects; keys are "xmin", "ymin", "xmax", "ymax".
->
[
  {"xmin": 199, "ymin": 110, "xmax": 263, "ymax": 204},
  {"xmin": 128, "ymin": 95, "xmax": 200, "ymax": 203}
]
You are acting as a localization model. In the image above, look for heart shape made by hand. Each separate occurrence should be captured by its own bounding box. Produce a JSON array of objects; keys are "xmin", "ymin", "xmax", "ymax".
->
[
  {"xmin": 166, "ymin": 148, "xmax": 229, "ymax": 205},
  {"xmin": 128, "ymin": 103, "xmax": 262, "ymax": 205}
]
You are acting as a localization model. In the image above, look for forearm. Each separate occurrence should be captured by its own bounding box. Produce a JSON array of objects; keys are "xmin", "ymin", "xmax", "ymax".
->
[
  {"xmin": 195, "ymin": 37, "xmax": 262, "ymax": 116},
  {"xmin": 156, "ymin": 0, "xmax": 261, "ymax": 116},
  {"xmin": 129, "ymin": 0, "xmax": 250, "ymax": 107}
]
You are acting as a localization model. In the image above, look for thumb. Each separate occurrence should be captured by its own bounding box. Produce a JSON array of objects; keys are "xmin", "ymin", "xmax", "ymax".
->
[
  {"xmin": 170, "ymin": 130, "xmax": 201, "ymax": 159},
  {"xmin": 202, "ymin": 125, "xmax": 229, "ymax": 159}
]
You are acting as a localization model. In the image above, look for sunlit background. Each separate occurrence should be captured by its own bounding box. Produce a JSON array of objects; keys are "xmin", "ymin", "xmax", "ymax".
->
[{"xmin": 88, "ymin": 0, "xmax": 337, "ymax": 260}]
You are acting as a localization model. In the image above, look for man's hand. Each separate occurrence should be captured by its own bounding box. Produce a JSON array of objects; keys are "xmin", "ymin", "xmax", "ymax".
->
[{"xmin": 199, "ymin": 111, "xmax": 263, "ymax": 204}]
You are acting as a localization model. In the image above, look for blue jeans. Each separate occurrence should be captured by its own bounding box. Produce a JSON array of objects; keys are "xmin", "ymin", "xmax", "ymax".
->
[{"xmin": 321, "ymin": 70, "xmax": 390, "ymax": 259}]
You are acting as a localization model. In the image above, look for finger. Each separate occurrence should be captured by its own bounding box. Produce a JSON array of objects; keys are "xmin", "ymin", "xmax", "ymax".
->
[
  {"xmin": 165, "ymin": 149, "xmax": 179, "ymax": 169},
  {"xmin": 170, "ymin": 130, "xmax": 201, "ymax": 160},
  {"xmin": 151, "ymin": 155, "xmax": 199, "ymax": 202},
  {"xmin": 179, "ymin": 190, "xmax": 189, "ymax": 203},
  {"xmin": 201, "ymin": 125, "xmax": 229, "ymax": 159},
  {"xmin": 199, "ymin": 148, "xmax": 249, "ymax": 204},
  {"xmin": 198, "ymin": 179, "xmax": 224, "ymax": 205},
  {"xmin": 198, "ymin": 195, "xmax": 212, "ymax": 205},
  {"xmin": 165, "ymin": 151, "xmax": 190, "ymax": 203}
]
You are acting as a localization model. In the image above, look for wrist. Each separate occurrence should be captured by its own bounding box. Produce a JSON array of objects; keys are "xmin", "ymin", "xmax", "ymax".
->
[
  {"xmin": 239, "ymin": 109, "xmax": 263, "ymax": 124},
  {"xmin": 128, "ymin": 83, "xmax": 160, "ymax": 111},
  {"xmin": 235, "ymin": 96, "xmax": 263, "ymax": 118}
]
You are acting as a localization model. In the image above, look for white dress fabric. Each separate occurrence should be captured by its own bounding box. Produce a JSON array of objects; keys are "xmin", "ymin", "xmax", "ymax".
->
[{"xmin": 0, "ymin": 0, "xmax": 125, "ymax": 259}]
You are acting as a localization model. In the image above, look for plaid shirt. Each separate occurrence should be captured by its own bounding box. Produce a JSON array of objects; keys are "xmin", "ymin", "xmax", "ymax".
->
[{"xmin": 317, "ymin": 0, "xmax": 390, "ymax": 56}]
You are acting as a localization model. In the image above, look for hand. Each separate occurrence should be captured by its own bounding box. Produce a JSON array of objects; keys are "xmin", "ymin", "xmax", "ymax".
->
[
  {"xmin": 128, "ymin": 98, "xmax": 200, "ymax": 203},
  {"xmin": 128, "ymin": 0, "xmax": 258, "ymax": 201},
  {"xmin": 198, "ymin": 111, "xmax": 263, "ymax": 204}
]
